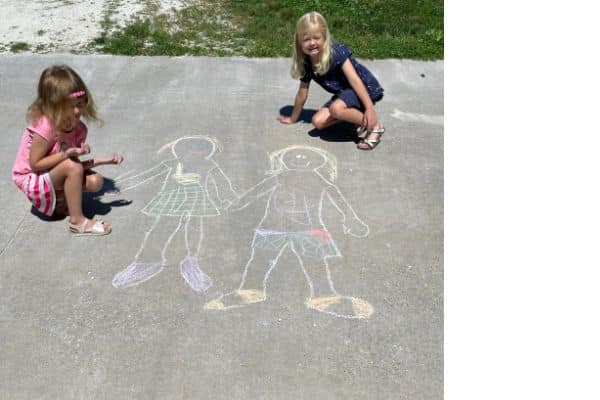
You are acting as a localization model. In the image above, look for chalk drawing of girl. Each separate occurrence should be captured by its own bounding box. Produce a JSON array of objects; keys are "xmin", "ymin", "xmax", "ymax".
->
[
  {"xmin": 111, "ymin": 135, "xmax": 237, "ymax": 292},
  {"xmin": 204, "ymin": 145, "xmax": 373, "ymax": 319}
]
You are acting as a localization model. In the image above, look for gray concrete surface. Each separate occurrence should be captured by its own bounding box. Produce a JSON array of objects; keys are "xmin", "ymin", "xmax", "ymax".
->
[{"xmin": 0, "ymin": 54, "xmax": 443, "ymax": 399}]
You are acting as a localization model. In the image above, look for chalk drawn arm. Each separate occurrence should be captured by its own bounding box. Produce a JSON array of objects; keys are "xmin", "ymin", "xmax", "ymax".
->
[
  {"xmin": 323, "ymin": 184, "xmax": 369, "ymax": 238},
  {"xmin": 108, "ymin": 163, "xmax": 169, "ymax": 194},
  {"xmin": 205, "ymin": 166, "xmax": 239, "ymax": 210},
  {"xmin": 227, "ymin": 176, "xmax": 279, "ymax": 212}
]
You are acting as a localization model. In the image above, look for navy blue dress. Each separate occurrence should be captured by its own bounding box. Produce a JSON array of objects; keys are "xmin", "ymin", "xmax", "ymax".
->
[{"xmin": 300, "ymin": 42, "xmax": 384, "ymax": 110}]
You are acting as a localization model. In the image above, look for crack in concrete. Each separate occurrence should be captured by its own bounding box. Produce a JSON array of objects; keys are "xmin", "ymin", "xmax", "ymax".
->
[{"xmin": 0, "ymin": 216, "xmax": 26, "ymax": 257}]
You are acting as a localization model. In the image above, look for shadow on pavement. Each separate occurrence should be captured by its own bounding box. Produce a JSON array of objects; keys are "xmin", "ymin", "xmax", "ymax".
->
[
  {"xmin": 278, "ymin": 105, "xmax": 360, "ymax": 143},
  {"xmin": 308, "ymin": 122, "xmax": 361, "ymax": 143},
  {"xmin": 278, "ymin": 105, "xmax": 317, "ymax": 124},
  {"xmin": 30, "ymin": 177, "xmax": 132, "ymax": 221}
]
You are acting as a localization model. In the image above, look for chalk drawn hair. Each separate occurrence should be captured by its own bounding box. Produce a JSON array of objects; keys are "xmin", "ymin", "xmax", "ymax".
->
[
  {"xmin": 27, "ymin": 65, "xmax": 99, "ymax": 133},
  {"xmin": 291, "ymin": 11, "xmax": 332, "ymax": 79},
  {"xmin": 268, "ymin": 145, "xmax": 337, "ymax": 182},
  {"xmin": 157, "ymin": 135, "xmax": 221, "ymax": 159}
]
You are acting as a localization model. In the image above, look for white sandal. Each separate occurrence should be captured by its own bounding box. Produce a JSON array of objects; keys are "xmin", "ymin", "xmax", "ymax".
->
[{"xmin": 67, "ymin": 218, "xmax": 111, "ymax": 236}]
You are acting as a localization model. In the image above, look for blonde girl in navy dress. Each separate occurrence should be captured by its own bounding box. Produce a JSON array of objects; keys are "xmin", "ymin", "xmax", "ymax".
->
[{"xmin": 277, "ymin": 11, "xmax": 386, "ymax": 150}]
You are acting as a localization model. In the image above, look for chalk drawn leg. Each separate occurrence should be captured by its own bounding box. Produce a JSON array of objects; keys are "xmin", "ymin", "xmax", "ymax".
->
[
  {"xmin": 180, "ymin": 255, "xmax": 212, "ymax": 293},
  {"xmin": 204, "ymin": 244, "xmax": 283, "ymax": 310},
  {"xmin": 179, "ymin": 215, "xmax": 213, "ymax": 293},
  {"xmin": 299, "ymin": 256, "xmax": 374, "ymax": 319},
  {"xmin": 112, "ymin": 215, "xmax": 183, "ymax": 288},
  {"xmin": 112, "ymin": 261, "xmax": 164, "ymax": 288}
]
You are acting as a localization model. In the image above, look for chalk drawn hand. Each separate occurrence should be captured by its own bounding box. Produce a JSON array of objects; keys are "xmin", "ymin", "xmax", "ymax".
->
[
  {"xmin": 224, "ymin": 197, "xmax": 244, "ymax": 212},
  {"xmin": 343, "ymin": 217, "xmax": 369, "ymax": 238},
  {"xmin": 221, "ymin": 199, "xmax": 233, "ymax": 210},
  {"xmin": 104, "ymin": 163, "xmax": 169, "ymax": 195},
  {"xmin": 223, "ymin": 177, "xmax": 277, "ymax": 213}
]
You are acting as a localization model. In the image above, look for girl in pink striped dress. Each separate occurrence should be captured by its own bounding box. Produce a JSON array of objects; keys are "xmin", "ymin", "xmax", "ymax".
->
[{"xmin": 12, "ymin": 65, "xmax": 123, "ymax": 236}]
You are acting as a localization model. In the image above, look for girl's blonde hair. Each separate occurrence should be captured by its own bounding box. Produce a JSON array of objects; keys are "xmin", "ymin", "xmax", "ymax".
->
[
  {"xmin": 27, "ymin": 65, "xmax": 99, "ymax": 134},
  {"xmin": 291, "ymin": 11, "xmax": 332, "ymax": 79}
]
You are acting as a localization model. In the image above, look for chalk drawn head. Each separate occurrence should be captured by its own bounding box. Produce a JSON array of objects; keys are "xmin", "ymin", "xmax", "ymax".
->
[
  {"xmin": 269, "ymin": 145, "xmax": 337, "ymax": 182},
  {"xmin": 158, "ymin": 135, "xmax": 220, "ymax": 160}
]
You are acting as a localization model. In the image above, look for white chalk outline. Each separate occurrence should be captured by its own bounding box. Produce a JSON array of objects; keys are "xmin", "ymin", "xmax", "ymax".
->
[
  {"xmin": 204, "ymin": 145, "xmax": 374, "ymax": 319},
  {"xmin": 111, "ymin": 135, "xmax": 237, "ymax": 292},
  {"xmin": 391, "ymin": 108, "xmax": 444, "ymax": 125}
]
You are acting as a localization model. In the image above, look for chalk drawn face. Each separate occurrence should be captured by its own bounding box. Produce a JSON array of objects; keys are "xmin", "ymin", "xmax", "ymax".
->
[
  {"xmin": 282, "ymin": 148, "xmax": 326, "ymax": 171},
  {"xmin": 172, "ymin": 137, "xmax": 216, "ymax": 161}
]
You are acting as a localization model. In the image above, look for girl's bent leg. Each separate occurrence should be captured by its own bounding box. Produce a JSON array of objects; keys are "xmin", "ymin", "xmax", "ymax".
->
[
  {"xmin": 328, "ymin": 100, "xmax": 365, "ymax": 126},
  {"xmin": 311, "ymin": 107, "xmax": 339, "ymax": 130},
  {"xmin": 53, "ymin": 190, "xmax": 68, "ymax": 216},
  {"xmin": 83, "ymin": 170, "xmax": 104, "ymax": 193},
  {"xmin": 49, "ymin": 159, "xmax": 110, "ymax": 233},
  {"xmin": 49, "ymin": 158, "xmax": 84, "ymax": 223}
]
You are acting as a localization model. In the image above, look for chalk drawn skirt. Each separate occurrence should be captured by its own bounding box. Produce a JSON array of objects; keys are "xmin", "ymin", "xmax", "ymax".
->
[
  {"xmin": 253, "ymin": 229, "xmax": 340, "ymax": 260},
  {"xmin": 141, "ymin": 163, "xmax": 220, "ymax": 217}
]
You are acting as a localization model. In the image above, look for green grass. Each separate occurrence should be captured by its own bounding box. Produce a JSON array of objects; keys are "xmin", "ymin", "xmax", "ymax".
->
[
  {"xmin": 10, "ymin": 42, "xmax": 30, "ymax": 53},
  {"xmin": 226, "ymin": 0, "xmax": 443, "ymax": 59},
  {"xmin": 96, "ymin": 0, "xmax": 443, "ymax": 59}
]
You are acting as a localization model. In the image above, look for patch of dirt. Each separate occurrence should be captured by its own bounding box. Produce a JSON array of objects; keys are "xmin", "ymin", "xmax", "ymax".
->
[{"xmin": 0, "ymin": 0, "xmax": 191, "ymax": 53}]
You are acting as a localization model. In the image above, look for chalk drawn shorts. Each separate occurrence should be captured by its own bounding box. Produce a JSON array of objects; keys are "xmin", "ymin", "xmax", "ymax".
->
[
  {"xmin": 253, "ymin": 229, "xmax": 340, "ymax": 261},
  {"xmin": 17, "ymin": 172, "xmax": 56, "ymax": 216}
]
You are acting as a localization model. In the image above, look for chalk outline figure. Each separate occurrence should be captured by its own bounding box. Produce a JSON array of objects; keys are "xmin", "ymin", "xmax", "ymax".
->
[
  {"xmin": 111, "ymin": 135, "xmax": 237, "ymax": 292},
  {"xmin": 204, "ymin": 145, "xmax": 374, "ymax": 319}
]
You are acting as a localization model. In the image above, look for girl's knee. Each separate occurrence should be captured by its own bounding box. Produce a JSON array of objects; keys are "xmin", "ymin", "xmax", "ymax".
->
[
  {"xmin": 311, "ymin": 116, "xmax": 323, "ymax": 129},
  {"xmin": 328, "ymin": 102, "xmax": 346, "ymax": 120},
  {"xmin": 312, "ymin": 114, "xmax": 329, "ymax": 129},
  {"xmin": 84, "ymin": 172, "xmax": 104, "ymax": 193},
  {"xmin": 62, "ymin": 158, "xmax": 84, "ymax": 176}
]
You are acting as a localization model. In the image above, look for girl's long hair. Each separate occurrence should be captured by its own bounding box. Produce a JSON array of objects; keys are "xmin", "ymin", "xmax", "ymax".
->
[
  {"xmin": 291, "ymin": 11, "xmax": 332, "ymax": 79},
  {"xmin": 27, "ymin": 65, "xmax": 100, "ymax": 134}
]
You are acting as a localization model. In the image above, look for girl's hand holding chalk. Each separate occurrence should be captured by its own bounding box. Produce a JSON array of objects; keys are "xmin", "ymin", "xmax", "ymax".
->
[{"xmin": 81, "ymin": 142, "xmax": 91, "ymax": 155}]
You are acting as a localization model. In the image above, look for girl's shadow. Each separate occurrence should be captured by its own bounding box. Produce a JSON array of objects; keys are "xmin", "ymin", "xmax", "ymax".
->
[
  {"xmin": 279, "ymin": 105, "xmax": 360, "ymax": 143},
  {"xmin": 31, "ymin": 177, "xmax": 132, "ymax": 221}
]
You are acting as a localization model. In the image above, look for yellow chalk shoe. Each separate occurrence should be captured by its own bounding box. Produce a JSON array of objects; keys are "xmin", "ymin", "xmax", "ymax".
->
[
  {"xmin": 306, "ymin": 295, "xmax": 374, "ymax": 319},
  {"xmin": 203, "ymin": 289, "xmax": 266, "ymax": 311}
]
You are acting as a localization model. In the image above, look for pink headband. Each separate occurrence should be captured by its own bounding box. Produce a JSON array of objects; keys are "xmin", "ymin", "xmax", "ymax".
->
[{"xmin": 68, "ymin": 90, "xmax": 86, "ymax": 99}]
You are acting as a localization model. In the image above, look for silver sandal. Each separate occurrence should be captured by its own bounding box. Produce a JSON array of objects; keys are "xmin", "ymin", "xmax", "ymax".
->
[
  {"xmin": 355, "ymin": 124, "xmax": 368, "ymax": 138},
  {"xmin": 358, "ymin": 126, "xmax": 385, "ymax": 150}
]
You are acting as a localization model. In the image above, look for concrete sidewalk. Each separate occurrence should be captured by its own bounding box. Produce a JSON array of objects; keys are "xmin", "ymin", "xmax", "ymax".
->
[{"xmin": 0, "ymin": 54, "xmax": 443, "ymax": 400}]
